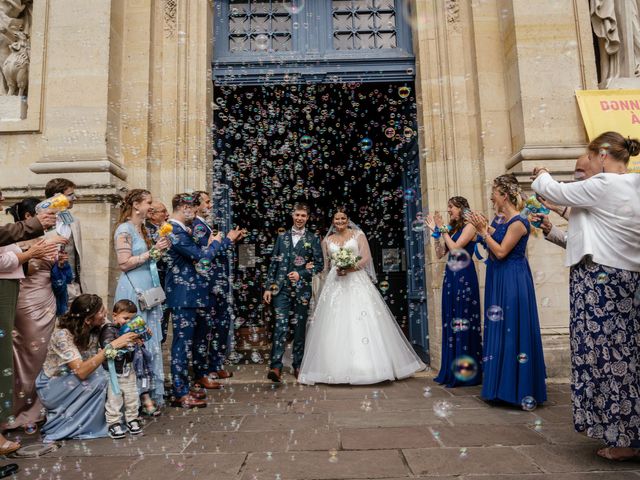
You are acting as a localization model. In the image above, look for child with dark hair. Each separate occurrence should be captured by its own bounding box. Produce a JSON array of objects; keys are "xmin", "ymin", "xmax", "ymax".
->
[{"xmin": 99, "ymin": 299, "xmax": 152, "ymax": 439}]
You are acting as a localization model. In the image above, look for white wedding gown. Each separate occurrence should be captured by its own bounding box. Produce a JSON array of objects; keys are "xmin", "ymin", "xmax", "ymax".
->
[{"xmin": 298, "ymin": 231, "xmax": 426, "ymax": 385}]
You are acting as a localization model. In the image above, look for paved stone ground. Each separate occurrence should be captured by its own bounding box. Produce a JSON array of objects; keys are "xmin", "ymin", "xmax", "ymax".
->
[{"xmin": 4, "ymin": 366, "xmax": 640, "ymax": 480}]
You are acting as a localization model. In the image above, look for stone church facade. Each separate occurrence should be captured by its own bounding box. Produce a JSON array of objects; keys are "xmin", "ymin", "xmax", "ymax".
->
[{"xmin": 1, "ymin": 0, "xmax": 638, "ymax": 378}]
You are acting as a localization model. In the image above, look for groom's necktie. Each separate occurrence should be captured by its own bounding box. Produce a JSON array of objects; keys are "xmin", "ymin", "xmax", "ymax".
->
[{"xmin": 292, "ymin": 228, "xmax": 305, "ymax": 247}]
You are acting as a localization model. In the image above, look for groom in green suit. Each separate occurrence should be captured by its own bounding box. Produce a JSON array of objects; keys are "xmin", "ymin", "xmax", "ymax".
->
[{"xmin": 263, "ymin": 202, "xmax": 324, "ymax": 382}]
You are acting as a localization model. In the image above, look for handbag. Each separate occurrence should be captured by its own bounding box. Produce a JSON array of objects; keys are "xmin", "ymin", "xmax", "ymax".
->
[{"xmin": 123, "ymin": 271, "xmax": 165, "ymax": 310}]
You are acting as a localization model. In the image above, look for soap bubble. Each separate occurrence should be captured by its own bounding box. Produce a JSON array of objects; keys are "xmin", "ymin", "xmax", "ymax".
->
[
  {"xmin": 328, "ymin": 448, "xmax": 338, "ymax": 463},
  {"xmin": 494, "ymin": 214, "xmax": 506, "ymax": 225},
  {"xmin": 300, "ymin": 135, "xmax": 313, "ymax": 149},
  {"xmin": 534, "ymin": 419, "xmax": 543, "ymax": 431},
  {"xmin": 596, "ymin": 273, "xmax": 608, "ymax": 284},
  {"xmin": 517, "ymin": 353, "xmax": 529, "ymax": 364},
  {"xmin": 451, "ymin": 318, "xmax": 470, "ymax": 333},
  {"xmin": 433, "ymin": 400, "xmax": 453, "ymax": 418},
  {"xmin": 284, "ymin": 0, "xmax": 304, "ymax": 14},
  {"xmin": 404, "ymin": 188, "xmax": 416, "ymax": 201},
  {"xmin": 452, "ymin": 355, "xmax": 478, "ymax": 382},
  {"xmin": 422, "ymin": 386, "xmax": 432, "ymax": 398},
  {"xmin": 254, "ymin": 34, "xmax": 269, "ymax": 50},
  {"xmin": 371, "ymin": 390, "xmax": 380, "ymax": 399},
  {"xmin": 447, "ymin": 249, "xmax": 471, "ymax": 272},
  {"xmin": 2, "ymin": 368, "xmax": 12, "ymax": 377},
  {"xmin": 195, "ymin": 258, "xmax": 212, "ymax": 274},
  {"xmin": 0, "ymin": 330, "xmax": 5, "ymax": 339},
  {"xmin": 250, "ymin": 351, "xmax": 264, "ymax": 364},
  {"xmin": 486, "ymin": 305, "xmax": 503, "ymax": 322},
  {"xmin": 293, "ymin": 255, "xmax": 306, "ymax": 267},
  {"xmin": 398, "ymin": 86, "xmax": 411, "ymax": 98},
  {"xmin": 193, "ymin": 224, "xmax": 208, "ymax": 238},
  {"xmin": 361, "ymin": 337, "xmax": 369, "ymax": 345},
  {"xmin": 379, "ymin": 281, "xmax": 389, "ymax": 292},
  {"xmin": 359, "ymin": 137, "xmax": 373, "ymax": 151},
  {"xmin": 24, "ymin": 423, "xmax": 38, "ymax": 435},
  {"xmin": 520, "ymin": 396, "xmax": 537, "ymax": 411},
  {"xmin": 412, "ymin": 214, "xmax": 425, "ymax": 232},
  {"xmin": 384, "ymin": 127, "xmax": 395, "ymax": 138}
]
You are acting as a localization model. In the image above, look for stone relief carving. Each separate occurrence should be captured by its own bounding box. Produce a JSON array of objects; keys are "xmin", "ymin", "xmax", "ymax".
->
[
  {"xmin": 590, "ymin": 0, "xmax": 640, "ymax": 88},
  {"xmin": 164, "ymin": 0, "xmax": 177, "ymax": 38},
  {"xmin": 445, "ymin": 0, "xmax": 461, "ymax": 30},
  {"xmin": 0, "ymin": 0, "xmax": 31, "ymax": 97}
]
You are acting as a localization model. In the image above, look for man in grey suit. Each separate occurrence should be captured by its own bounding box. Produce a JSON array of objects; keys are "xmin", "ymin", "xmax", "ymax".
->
[{"xmin": 44, "ymin": 178, "xmax": 86, "ymax": 303}]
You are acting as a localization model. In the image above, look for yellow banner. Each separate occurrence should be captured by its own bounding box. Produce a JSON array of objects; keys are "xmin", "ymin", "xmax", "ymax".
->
[{"xmin": 575, "ymin": 89, "xmax": 640, "ymax": 173}]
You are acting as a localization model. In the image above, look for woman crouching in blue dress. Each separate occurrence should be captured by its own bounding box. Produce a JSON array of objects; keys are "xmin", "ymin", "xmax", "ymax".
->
[
  {"xmin": 36, "ymin": 294, "xmax": 138, "ymax": 442},
  {"xmin": 468, "ymin": 174, "xmax": 547, "ymax": 407},
  {"xmin": 427, "ymin": 197, "xmax": 482, "ymax": 387}
]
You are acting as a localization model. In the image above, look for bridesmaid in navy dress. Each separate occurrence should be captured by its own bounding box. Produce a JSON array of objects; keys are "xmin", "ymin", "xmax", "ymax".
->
[
  {"xmin": 469, "ymin": 174, "xmax": 547, "ymax": 406},
  {"xmin": 427, "ymin": 197, "xmax": 482, "ymax": 387}
]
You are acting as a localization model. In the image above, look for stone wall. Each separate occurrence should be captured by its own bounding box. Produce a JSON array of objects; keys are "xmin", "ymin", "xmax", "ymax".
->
[{"xmin": 0, "ymin": 0, "xmax": 600, "ymax": 379}]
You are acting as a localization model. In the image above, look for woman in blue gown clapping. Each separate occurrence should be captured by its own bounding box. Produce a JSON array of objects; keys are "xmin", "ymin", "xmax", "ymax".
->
[
  {"xmin": 427, "ymin": 197, "xmax": 482, "ymax": 387},
  {"xmin": 468, "ymin": 174, "xmax": 547, "ymax": 407}
]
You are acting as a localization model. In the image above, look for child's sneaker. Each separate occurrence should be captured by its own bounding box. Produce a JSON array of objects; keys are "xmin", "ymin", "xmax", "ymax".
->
[
  {"xmin": 127, "ymin": 419, "xmax": 143, "ymax": 435},
  {"xmin": 108, "ymin": 423, "xmax": 126, "ymax": 439}
]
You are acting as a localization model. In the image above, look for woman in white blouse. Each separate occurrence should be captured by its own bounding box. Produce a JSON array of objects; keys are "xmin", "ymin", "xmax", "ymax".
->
[{"xmin": 532, "ymin": 131, "xmax": 640, "ymax": 461}]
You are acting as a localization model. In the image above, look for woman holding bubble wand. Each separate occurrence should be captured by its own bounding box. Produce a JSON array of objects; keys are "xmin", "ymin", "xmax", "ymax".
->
[
  {"xmin": 426, "ymin": 197, "xmax": 483, "ymax": 387},
  {"xmin": 467, "ymin": 174, "xmax": 547, "ymax": 408}
]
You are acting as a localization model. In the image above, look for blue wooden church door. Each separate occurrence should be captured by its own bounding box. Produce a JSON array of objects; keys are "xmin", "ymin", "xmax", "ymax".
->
[{"xmin": 212, "ymin": 0, "xmax": 429, "ymax": 362}]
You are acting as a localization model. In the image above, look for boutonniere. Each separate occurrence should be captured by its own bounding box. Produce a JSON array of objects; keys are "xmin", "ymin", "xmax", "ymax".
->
[{"xmin": 303, "ymin": 241, "xmax": 311, "ymax": 249}]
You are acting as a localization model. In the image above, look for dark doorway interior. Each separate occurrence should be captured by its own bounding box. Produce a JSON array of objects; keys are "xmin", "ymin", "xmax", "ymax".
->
[{"xmin": 213, "ymin": 81, "xmax": 421, "ymax": 353}]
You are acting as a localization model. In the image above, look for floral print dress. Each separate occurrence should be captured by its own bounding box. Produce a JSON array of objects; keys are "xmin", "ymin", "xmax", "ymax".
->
[{"xmin": 570, "ymin": 257, "xmax": 640, "ymax": 448}]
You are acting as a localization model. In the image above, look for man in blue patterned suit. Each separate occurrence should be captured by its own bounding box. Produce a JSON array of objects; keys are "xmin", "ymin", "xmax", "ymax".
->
[
  {"xmin": 192, "ymin": 190, "xmax": 244, "ymax": 380},
  {"xmin": 263, "ymin": 202, "xmax": 324, "ymax": 382},
  {"xmin": 165, "ymin": 194, "xmax": 235, "ymax": 408}
]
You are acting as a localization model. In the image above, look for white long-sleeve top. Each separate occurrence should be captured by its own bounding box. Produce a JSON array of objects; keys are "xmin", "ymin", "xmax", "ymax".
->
[{"xmin": 532, "ymin": 172, "xmax": 640, "ymax": 272}]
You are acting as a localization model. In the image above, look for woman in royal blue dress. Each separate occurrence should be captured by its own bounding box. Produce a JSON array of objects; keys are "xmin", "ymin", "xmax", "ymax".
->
[
  {"xmin": 469, "ymin": 174, "xmax": 547, "ymax": 406},
  {"xmin": 426, "ymin": 197, "xmax": 482, "ymax": 387}
]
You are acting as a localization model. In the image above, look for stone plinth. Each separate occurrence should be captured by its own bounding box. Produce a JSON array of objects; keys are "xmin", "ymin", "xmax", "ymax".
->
[{"xmin": 0, "ymin": 96, "xmax": 27, "ymax": 121}]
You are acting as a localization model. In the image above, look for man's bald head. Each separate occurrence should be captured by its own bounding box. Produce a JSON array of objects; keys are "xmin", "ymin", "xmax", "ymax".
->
[
  {"xmin": 148, "ymin": 201, "xmax": 169, "ymax": 226},
  {"xmin": 574, "ymin": 154, "xmax": 599, "ymax": 181}
]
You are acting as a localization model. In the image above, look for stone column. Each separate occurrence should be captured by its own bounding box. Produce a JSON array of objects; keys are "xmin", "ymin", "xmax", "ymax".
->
[
  {"xmin": 412, "ymin": 0, "xmax": 486, "ymax": 370},
  {"xmin": 413, "ymin": 0, "xmax": 597, "ymax": 378}
]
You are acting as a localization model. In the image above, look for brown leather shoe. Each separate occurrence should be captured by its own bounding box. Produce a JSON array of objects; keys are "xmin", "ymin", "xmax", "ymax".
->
[
  {"xmin": 294, "ymin": 368, "xmax": 300, "ymax": 379},
  {"xmin": 267, "ymin": 368, "xmax": 281, "ymax": 383},
  {"xmin": 195, "ymin": 376, "xmax": 223, "ymax": 389},
  {"xmin": 215, "ymin": 369, "xmax": 233, "ymax": 379},
  {"xmin": 171, "ymin": 394, "xmax": 207, "ymax": 409}
]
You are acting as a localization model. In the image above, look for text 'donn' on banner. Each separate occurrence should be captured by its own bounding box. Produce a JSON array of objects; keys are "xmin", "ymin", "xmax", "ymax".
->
[{"xmin": 575, "ymin": 89, "xmax": 640, "ymax": 173}]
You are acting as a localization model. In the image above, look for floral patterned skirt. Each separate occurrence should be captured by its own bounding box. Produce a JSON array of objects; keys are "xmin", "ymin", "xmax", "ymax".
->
[{"xmin": 569, "ymin": 257, "xmax": 640, "ymax": 448}]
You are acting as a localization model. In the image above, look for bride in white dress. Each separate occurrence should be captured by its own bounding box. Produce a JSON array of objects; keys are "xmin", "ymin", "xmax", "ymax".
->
[{"xmin": 298, "ymin": 208, "xmax": 426, "ymax": 385}]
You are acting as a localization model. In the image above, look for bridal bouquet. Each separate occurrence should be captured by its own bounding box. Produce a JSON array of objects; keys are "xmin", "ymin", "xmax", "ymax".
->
[{"xmin": 332, "ymin": 247, "xmax": 361, "ymax": 271}]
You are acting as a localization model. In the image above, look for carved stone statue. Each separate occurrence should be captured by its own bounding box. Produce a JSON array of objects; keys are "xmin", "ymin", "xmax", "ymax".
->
[
  {"xmin": 590, "ymin": 0, "xmax": 640, "ymax": 88},
  {"xmin": 0, "ymin": 0, "xmax": 31, "ymax": 97},
  {"xmin": 3, "ymin": 29, "xmax": 28, "ymax": 95}
]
